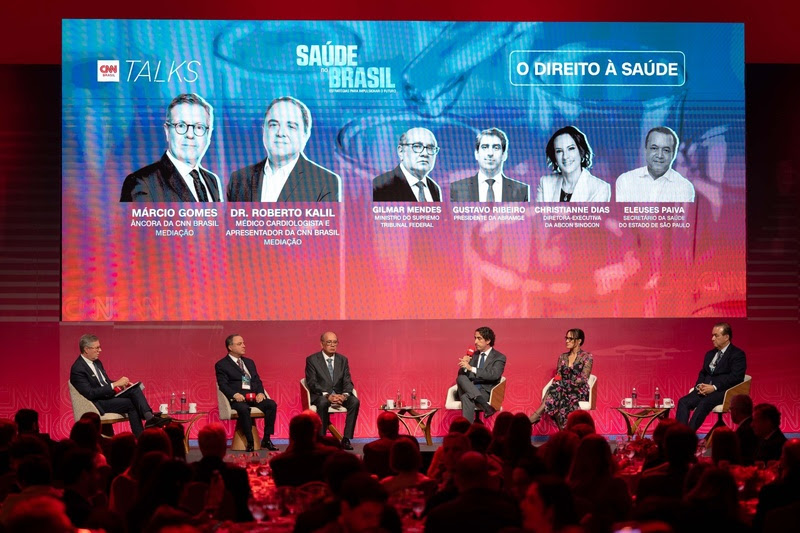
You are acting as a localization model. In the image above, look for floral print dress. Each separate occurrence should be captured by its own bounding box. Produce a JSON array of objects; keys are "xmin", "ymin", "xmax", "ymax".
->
[{"xmin": 544, "ymin": 350, "xmax": 593, "ymax": 428}]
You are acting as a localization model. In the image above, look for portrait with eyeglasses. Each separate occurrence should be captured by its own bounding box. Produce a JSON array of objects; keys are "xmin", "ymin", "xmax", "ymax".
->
[
  {"xmin": 450, "ymin": 127, "xmax": 530, "ymax": 203},
  {"xmin": 373, "ymin": 127, "xmax": 443, "ymax": 202},
  {"xmin": 120, "ymin": 93, "xmax": 222, "ymax": 202}
]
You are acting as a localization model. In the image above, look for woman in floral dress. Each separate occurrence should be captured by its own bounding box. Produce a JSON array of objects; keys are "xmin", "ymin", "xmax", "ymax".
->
[{"xmin": 529, "ymin": 328, "xmax": 593, "ymax": 429}]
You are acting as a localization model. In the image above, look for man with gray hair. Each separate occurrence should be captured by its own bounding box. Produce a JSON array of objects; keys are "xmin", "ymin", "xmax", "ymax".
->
[
  {"xmin": 121, "ymin": 93, "xmax": 222, "ymax": 202},
  {"xmin": 373, "ymin": 127, "xmax": 442, "ymax": 201},
  {"xmin": 615, "ymin": 126, "xmax": 695, "ymax": 202}
]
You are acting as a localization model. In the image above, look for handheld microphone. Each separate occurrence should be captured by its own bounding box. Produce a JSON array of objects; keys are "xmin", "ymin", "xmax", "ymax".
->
[{"xmin": 465, "ymin": 347, "xmax": 475, "ymax": 357}]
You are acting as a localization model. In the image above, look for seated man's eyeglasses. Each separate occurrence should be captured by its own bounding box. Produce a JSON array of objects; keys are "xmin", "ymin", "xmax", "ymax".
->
[
  {"xmin": 401, "ymin": 143, "xmax": 440, "ymax": 155},
  {"xmin": 166, "ymin": 122, "xmax": 210, "ymax": 137}
]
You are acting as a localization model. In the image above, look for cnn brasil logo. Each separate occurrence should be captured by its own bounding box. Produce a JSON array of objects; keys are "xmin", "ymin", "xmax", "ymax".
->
[
  {"xmin": 96, "ymin": 60, "xmax": 201, "ymax": 83},
  {"xmin": 97, "ymin": 60, "xmax": 120, "ymax": 82}
]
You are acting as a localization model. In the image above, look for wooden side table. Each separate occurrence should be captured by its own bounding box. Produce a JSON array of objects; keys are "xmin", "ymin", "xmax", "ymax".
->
[
  {"xmin": 613, "ymin": 407, "xmax": 671, "ymax": 440},
  {"xmin": 381, "ymin": 407, "xmax": 439, "ymax": 446}
]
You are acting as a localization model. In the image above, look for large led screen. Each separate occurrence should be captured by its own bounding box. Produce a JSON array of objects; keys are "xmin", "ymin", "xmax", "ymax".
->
[{"xmin": 62, "ymin": 21, "xmax": 745, "ymax": 320}]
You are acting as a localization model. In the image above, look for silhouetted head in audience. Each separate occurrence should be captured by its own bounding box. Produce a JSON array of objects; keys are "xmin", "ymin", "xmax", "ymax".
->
[
  {"xmin": 710, "ymin": 427, "xmax": 741, "ymax": 466},
  {"xmin": 540, "ymin": 430, "xmax": 580, "ymax": 479},
  {"xmin": 752, "ymin": 403, "xmax": 781, "ymax": 439},
  {"xmin": 565, "ymin": 410, "xmax": 595, "ymax": 433},
  {"xmin": 509, "ymin": 457, "xmax": 549, "ymax": 503},
  {"xmin": 108, "ymin": 431, "xmax": 136, "ymax": 476},
  {"xmin": 301, "ymin": 409, "xmax": 324, "ymax": 437},
  {"xmin": 466, "ymin": 423, "xmax": 493, "ymax": 454},
  {"xmin": 664, "ymin": 423, "xmax": 698, "ymax": 468},
  {"xmin": 779, "ymin": 438, "xmax": 800, "ymax": 479},
  {"xmin": 3, "ymin": 495, "xmax": 74, "ymax": 533},
  {"xmin": 505, "ymin": 413, "xmax": 534, "ymax": 458},
  {"xmin": 448, "ymin": 416, "xmax": 472, "ymax": 434},
  {"xmin": 79, "ymin": 412, "xmax": 102, "ymax": 434},
  {"xmin": 62, "ymin": 448, "xmax": 98, "ymax": 498},
  {"xmin": 131, "ymin": 429, "xmax": 172, "ymax": 479},
  {"xmin": 197, "ymin": 423, "xmax": 227, "ymax": 459},
  {"xmin": 569, "ymin": 424, "xmax": 595, "ymax": 440},
  {"xmin": 377, "ymin": 411, "xmax": 400, "ymax": 439},
  {"xmin": 685, "ymin": 466, "xmax": 740, "ymax": 519},
  {"xmin": 338, "ymin": 472, "xmax": 389, "ymax": 533},
  {"xmin": 390, "ymin": 437, "xmax": 422, "ymax": 474},
  {"xmin": 652, "ymin": 418, "xmax": 677, "ymax": 449},
  {"xmin": 454, "ymin": 451, "xmax": 489, "ymax": 492},
  {"xmin": 9, "ymin": 434, "xmax": 49, "ymax": 464},
  {"xmin": 323, "ymin": 451, "xmax": 366, "ymax": 496},
  {"xmin": 0, "ymin": 418, "xmax": 17, "ymax": 450},
  {"xmin": 569, "ymin": 434, "xmax": 615, "ymax": 486},
  {"xmin": 13, "ymin": 409, "xmax": 39, "ymax": 434},
  {"xmin": 163, "ymin": 422, "xmax": 187, "ymax": 461},
  {"xmin": 521, "ymin": 475, "xmax": 579, "ymax": 533},
  {"xmin": 729, "ymin": 394, "xmax": 753, "ymax": 425},
  {"xmin": 138, "ymin": 459, "xmax": 194, "ymax": 512},
  {"xmin": 288, "ymin": 413, "xmax": 318, "ymax": 452},
  {"xmin": 442, "ymin": 432, "xmax": 471, "ymax": 473},
  {"xmin": 491, "ymin": 411, "xmax": 514, "ymax": 438},
  {"xmin": 16, "ymin": 454, "xmax": 52, "ymax": 488},
  {"xmin": 70, "ymin": 418, "xmax": 100, "ymax": 453}
]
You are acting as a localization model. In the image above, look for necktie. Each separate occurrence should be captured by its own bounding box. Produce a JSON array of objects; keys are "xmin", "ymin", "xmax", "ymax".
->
[
  {"xmin": 326, "ymin": 357, "xmax": 334, "ymax": 380},
  {"xmin": 95, "ymin": 364, "xmax": 107, "ymax": 385},
  {"xmin": 486, "ymin": 178, "xmax": 496, "ymax": 202},
  {"xmin": 709, "ymin": 351, "xmax": 722, "ymax": 372},
  {"xmin": 237, "ymin": 358, "xmax": 250, "ymax": 377},
  {"xmin": 415, "ymin": 180, "xmax": 427, "ymax": 202},
  {"xmin": 190, "ymin": 169, "xmax": 209, "ymax": 202},
  {"xmin": 478, "ymin": 352, "xmax": 487, "ymax": 369}
]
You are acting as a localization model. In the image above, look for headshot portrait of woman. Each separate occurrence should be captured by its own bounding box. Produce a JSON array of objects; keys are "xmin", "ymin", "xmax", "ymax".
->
[
  {"xmin": 530, "ymin": 328, "xmax": 594, "ymax": 429},
  {"xmin": 535, "ymin": 126, "xmax": 611, "ymax": 202}
]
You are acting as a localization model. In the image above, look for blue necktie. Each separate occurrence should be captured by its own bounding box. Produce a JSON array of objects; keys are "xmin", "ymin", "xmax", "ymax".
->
[
  {"xmin": 478, "ymin": 352, "xmax": 487, "ymax": 369},
  {"xmin": 415, "ymin": 180, "xmax": 427, "ymax": 202},
  {"xmin": 326, "ymin": 357, "xmax": 334, "ymax": 380},
  {"xmin": 486, "ymin": 179, "xmax": 496, "ymax": 202}
]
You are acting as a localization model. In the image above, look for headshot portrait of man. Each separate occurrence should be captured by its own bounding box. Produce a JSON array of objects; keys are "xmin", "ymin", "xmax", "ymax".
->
[
  {"xmin": 372, "ymin": 127, "xmax": 442, "ymax": 202},
  {"xmin": 450, "ymin": 128, "xmax": 529, "ymax": 202},
  {"xmin": 215, "ymin": 334, "xmax": 279, "ymax": 452},
  {"xmin": 304, "ymin": 331, "xmax": 360, "ymax": 450},
  {"xmin": 227, "ymin": 96, "xmax": 341, "ymax": 202},
  {"xmin": 456, "ymin": 326, "xmax": 506, "ymax": 422},
  {"xmin": 615, "ymin": 126, "xmax": 695, "ymax": 202},
  {"xmin": 120, "ymin": 93, "xmax": 222, "ymax": 202},
  {"xmin": 69, "ymin": 334, "xmax": 170, "ymax": 437}
]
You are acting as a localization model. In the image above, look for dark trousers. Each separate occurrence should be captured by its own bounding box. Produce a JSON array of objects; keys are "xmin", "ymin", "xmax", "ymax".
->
[
  {"xmin": 230, "ymin": 398, "xmax": 278, "ymax": 445},
  {"xmin": 676, "ymin": 388, "xmax": 726, "ymax": 431},
  {"xmin": 456, "ymin": 374, "xmax": 489, "ymax": 422},
  {"xmin": 96, "ymin": 386, "xmax": 152, "ymax": 436},
  {"xmin": 311, "ymin": 395, "xmax": 360, "ymax": 439}
]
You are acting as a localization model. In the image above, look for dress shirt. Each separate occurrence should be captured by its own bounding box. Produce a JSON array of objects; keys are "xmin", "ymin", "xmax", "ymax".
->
[
  {"xmin": 615, "ymin": 166, "xmax": 695, "ymax": 202},
  {"xmin": 472, "ymin": 347, "xmax": 493, "ymax": 373},
  {"xmin": 399, "ymin": 164, "xmax": 433, "ymax": 202},
  {"xmin": 709, "ymin": 343, "xmax": 730, "ymax": 390},
  {"xmin": 322, "ymin": 352, "xmax": 349, "ymax": 398},
  {"xmin": 228, "ymin": 354, "xmax": 250, "ymax": 376},
  {"xmin": 260, "ymin": 155, "xmax": 300, "ymax": 201},
  {"xmin": 478, "ymin": 171, "xmax": 503, "ymax": 202},
  {"xmin": 165, "ymin": 150, "xmax": 220, "ymax": 202},
  {"xmin": 80, "ymin": 355, "xmax": 107, "ymax": 384}
]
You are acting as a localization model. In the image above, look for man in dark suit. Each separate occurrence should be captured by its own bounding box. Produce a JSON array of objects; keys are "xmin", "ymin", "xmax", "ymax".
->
[
  {"xmin": 304, "ymin": 331, "xmax": 360, "ymax": 450},
  {"xmin": 753, "ymin": 403, "xmax": 787, "ymax": 463},
  {"xmin": 227, "ymin": 96, "xmax": 340, "ymax": 202},
  {"xmin": 676, "ymin": 322, "xmax": 747, "ymax": 431},
  {"xmin": 215, "ymin": 334, "xmax": 278, "ymax": 452},
  {"xmin": 450, "ymin": 128, "xmax": 529, "ymax": 202},
  {"xmin": 731, "ymin": 394, "xmax": 757, "ymax": 465},
  {"xmin": 456, "ymin": 326, "xmax": 505, "ymax": 421},
  {"xmin": 373, "ymin": 127, "xmax": 442, "ymax": 201},
  {"xmin": 363, "ymin": 411, "xmax": 400, "ymax": 479},
  {"xmin": 120, "ymin": 93, "xmax": 222, "ymax": 202},
  {"xmin": 69, "ymin": 334, "xmax": 167, "ymax": 437}
]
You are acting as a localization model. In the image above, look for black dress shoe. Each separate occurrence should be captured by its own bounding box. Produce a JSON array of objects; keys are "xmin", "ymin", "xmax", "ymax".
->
[
  {"xmin": 145, "ymin": 417, "xmax": 167, "ymax": 429},
  {"xmin": 261, "ymin": 439, "xmax": 278, "ymax": 451},
  {"xmin": 341, "ymin": 438, "xmax": 354, "ymax": 450},
  {"xmin": 245, "ymin": 443, "xmax": 255, "ymax": 452},
  {"xmin": 482, "ymin": 405, "xmax": 497, "ymax": 418}
]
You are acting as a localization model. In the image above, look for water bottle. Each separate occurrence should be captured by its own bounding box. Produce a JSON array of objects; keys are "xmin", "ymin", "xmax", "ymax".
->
[
  {"xmin": 396, "ymin": 389, "xmax": 402, "ymax": 409},
  {"xmin": 411, "ymin": 388, "xmax": 417, "ymax": 409},
  {"xmin": 181, "ymin": 391, "xmax": 187, "ymax": 413},
  {"xmin": 654, "ymin": 387, "xmax": 661, "ymax": 408},
  {"xmin": 631, "ymin": 387, "xmax": 638, "ymax": 406},
  {"xmin": 170, "ymin": 392, "xmax": 176, "ymax": 413}
]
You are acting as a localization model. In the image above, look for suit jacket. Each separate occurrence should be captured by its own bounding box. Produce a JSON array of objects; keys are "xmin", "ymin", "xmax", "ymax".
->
[
  {"xmin": 69, "ymin": 356, "xmax": 116, "ymax": 413},
  {"xmin": 535, "ymin": 169, "xmax": 611, "ymax": 202},
  {"xmin": 227, "ymin": 154, "xmax": 341, "ymax": 202},
  {"xmin": 458, "ymin": 348, "xmax": 506, "ymax": 392},
  {"xmin": 191, "ymin": 456, "xmax": 252, "ymax": 522},
  {"xmin": 449, "ymin": 173, "xmax": 529, "ymax": 202},
  {"xmin": 693, "ymin": 343, "xmax": 746, "ymax": 393},
  {"xmin": 120, "ymin": 153, "xmax": 221, "ymax": 202},
  {"xmin": 215, "ymin": 355, "xmax": 267, "ymax": 400},
  {"xmin": 755, "ymin": 430, "xmax": 787, "ymax": 464},
  {"xmin": 424, "ymin": 487, "xmax": 521, "ymax": 532},
  {"xmin": 373, "ymin": 165, "xmax": 441, "ymax": 202},
  {"xmin": 363, "ymin": 436, "xmax": 397, "ymax": 479},
  {"xmin": 304, "ymin": 351, "xmax": 355, "ymax": 403},
  {"xmin": 736, "ymin": 417, "xmax": 757, "ymax": 465}
]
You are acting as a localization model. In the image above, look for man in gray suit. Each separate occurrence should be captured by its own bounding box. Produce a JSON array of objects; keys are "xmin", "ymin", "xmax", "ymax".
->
[
  {"xmin": 456, "ymin": 326, "xmax": 506, "ymax": 421},
  {"xmin": 450, "ymin": 128, "xmax": 529, "ymax": 202},
  {"xmin": 304, "ymin": 331, "xmax": 360, "ymax": 450}
]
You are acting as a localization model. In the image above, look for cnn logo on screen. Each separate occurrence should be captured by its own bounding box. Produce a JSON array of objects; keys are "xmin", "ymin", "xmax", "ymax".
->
[{"xmin": 97, "ymin": 60, "xmax": 120, "ymax": 82}]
